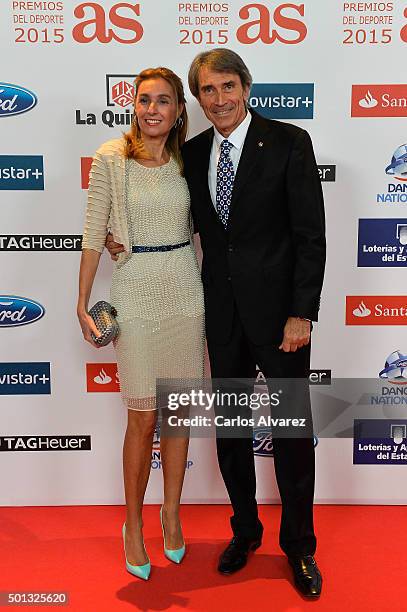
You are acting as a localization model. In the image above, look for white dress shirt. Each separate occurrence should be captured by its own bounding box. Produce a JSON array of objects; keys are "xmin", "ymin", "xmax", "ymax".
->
[{"xmin": 208, "ymin": 111, "xmax": 252, "ymax": 208}]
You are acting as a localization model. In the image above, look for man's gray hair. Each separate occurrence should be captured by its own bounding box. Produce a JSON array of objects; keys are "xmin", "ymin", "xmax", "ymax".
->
[{"xmin": 188, "ymin": 48, "xmax": 253, "ymax": 99}]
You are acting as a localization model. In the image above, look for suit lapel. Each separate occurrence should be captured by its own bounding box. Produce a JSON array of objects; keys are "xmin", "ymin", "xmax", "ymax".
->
[
  {"xmin": 195, "ymin": 112, "xmax": 273, "ymax": 231},
  {"xmin": 229, "ymin": 111, "xmax": 272, "ymax": 222},
  {"xmin": 197, "ymin": 127, "xmax": 213, "ymax": 188},
  {"xmin": 196, "ymin": 127, "xmax": 226, "ymax": 229}
]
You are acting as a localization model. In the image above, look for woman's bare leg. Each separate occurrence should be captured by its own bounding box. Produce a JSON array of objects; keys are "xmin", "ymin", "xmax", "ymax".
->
[
  {"xmin": 160, "ymin": 435, "xmax": 189, "ymax": 549},
  {"xmin": 123, "ymin": 408, "xmax": 156, "ymax": 564}
]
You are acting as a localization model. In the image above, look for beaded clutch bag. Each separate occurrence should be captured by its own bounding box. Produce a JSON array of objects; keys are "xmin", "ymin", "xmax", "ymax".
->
[{"xmin": 88, "ymin": 300, "xmax": 119, "ymax": 346}]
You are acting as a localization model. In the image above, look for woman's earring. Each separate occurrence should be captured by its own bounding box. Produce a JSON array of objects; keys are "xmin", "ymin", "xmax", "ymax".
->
[{"xmin": 174, "ymin": 116, "xmax": 184, "ymax": 129}]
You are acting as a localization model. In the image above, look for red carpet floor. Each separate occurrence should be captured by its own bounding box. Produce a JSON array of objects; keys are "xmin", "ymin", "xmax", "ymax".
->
[{"xmin": 1, "ymin": 504, "xmax": 406, "ymax": 612}]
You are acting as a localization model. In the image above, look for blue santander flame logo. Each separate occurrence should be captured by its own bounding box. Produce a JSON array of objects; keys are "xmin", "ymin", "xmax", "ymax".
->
[
  {"xmin": 0, "ymin": 83, "xmax": 37, "ymax": 117},
  {"xmin": 0, "ymin": 296, "xmax": 45, "ymax": 327}
]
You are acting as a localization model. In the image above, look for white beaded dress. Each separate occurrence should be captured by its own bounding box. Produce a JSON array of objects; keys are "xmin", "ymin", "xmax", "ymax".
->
[{"xmin": 110, "ymin": 156, "xmax": 205, "ymax": 410}]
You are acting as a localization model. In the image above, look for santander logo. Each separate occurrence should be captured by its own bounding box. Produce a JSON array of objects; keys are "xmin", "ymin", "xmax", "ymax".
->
[
  {"xmin": 346, "ymin": 296, "xmax": 407, "ymax": 325},
  {"xmin": 93, "ymin": 368, "xmax": 112, "ymax": 384},
  {"xmin": 352, "ymin": 84, "xmax": 407, "ymax": 117},
  {"xmin": 352, "ymin": 301, "xmax": 371, "ymax": 318},
  {"xmin": 86, "ymin": 363, "xmax": 120, "ymax": 392},
  {"xmin": 358, "ymin": 91, "xmax": 377, "ymax": 109}
]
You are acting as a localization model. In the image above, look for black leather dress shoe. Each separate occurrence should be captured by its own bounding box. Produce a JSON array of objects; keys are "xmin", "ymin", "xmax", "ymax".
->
[
  {"xmin": 288, "ymin": 555, "xmax": 322, "ymax": 598},
  {"xmin": 218, "ymin": 536, "xmax": 262, "ymax": 574}
]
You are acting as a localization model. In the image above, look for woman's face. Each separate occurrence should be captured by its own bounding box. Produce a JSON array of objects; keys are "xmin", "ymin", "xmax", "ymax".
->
[{"xmin": 135, "ymin": 77, "xmax": 180, "ymax": 140}]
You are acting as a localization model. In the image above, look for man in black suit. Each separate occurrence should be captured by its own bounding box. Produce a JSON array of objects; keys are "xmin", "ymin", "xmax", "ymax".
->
[{"xmin": 183, "ymin": 49, "xmax": 325, "ymax": 597}]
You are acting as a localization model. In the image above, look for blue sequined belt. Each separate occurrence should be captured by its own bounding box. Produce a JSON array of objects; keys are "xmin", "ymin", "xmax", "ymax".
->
[{"xmin": 132, "ymin": 240, "xmax": 190, "ymax": 253}]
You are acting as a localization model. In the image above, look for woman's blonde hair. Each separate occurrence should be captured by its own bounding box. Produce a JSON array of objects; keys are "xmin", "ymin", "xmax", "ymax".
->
[{"xmin": 124, "ymin": 67, "xmax": 188, "ymax": 174}]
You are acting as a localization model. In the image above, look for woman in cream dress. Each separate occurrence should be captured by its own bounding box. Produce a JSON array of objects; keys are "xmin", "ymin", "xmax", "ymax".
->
[{"xmin": 77, "ymin": 68, "xmax": 204, "ymax": 580}]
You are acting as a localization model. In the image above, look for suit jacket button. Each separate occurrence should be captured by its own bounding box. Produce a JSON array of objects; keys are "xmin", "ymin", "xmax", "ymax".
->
[
  {"xmin": 228, "ymin": 245, "xmax": 233, "ymax": 252},
  {"xmin": 227, "ymin": 276, "xmax": 231, "ymax": 281}
]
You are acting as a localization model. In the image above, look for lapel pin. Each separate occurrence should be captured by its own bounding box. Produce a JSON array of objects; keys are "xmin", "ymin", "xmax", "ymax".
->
[{"xmin": 258, "ymin": 141, "xmax": 264, "ymax": 147}]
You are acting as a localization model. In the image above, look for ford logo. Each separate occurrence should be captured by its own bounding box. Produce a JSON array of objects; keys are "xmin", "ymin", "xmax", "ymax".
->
[
  {"xmin": 0, "ymin": 83, "xmax": 37, "ymax": 117},
  {"xmin": 253, "ymin": 428, "xmax": 319, "ymax": 457},
  {"xmin": 253, "ymin": 428, "xmax": 274, "ymax": 457},
  {"xmin": 0, "ymin": 296, "xmax": 45, "ymax": 327}
]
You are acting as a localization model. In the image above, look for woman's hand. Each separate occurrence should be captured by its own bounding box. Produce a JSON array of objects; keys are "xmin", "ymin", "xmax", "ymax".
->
[
  {"xmin": 77, "ymin": 307, "xmax": 101, "ymax": 347},
  {"xmin": 105, "ymin": 232, "xmax": 125, "ymax": 261}
]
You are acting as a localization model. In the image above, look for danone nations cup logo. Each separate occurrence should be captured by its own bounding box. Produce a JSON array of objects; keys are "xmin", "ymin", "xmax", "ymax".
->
[
  {"xmin": 385, "ymin": 145, "xmax": 407, "ymax": 182},
  {"xmin": 379, "ymin": 351, "xmax": 407, "ymax": 385}
]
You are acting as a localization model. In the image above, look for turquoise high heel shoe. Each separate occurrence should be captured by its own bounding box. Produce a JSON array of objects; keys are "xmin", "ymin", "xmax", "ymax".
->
[
  {"xmin": 122, "ymin": 523, "xmax": 151, "ymax": 580},
  {"xmin": 160, "ymin": 506, "xmax": 185, "ymax": 564}
]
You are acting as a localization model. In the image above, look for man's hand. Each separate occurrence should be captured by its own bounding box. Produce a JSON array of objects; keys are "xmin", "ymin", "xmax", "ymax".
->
[
  {"xmin": 279, "ymin": 317, "xmax": 311, "ymax": 353},
  {"xmin": 105, "ymin": 232, "xmax": 125, "ymax": 261}
]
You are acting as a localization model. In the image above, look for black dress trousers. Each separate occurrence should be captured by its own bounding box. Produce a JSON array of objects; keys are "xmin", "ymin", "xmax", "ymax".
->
[{"xmin": 207, "ymin": 306, "xmax": 316, "ymax": 557}]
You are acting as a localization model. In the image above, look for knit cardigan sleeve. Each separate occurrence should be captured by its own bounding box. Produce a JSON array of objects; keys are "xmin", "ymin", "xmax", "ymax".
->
[{"xmin": 82, "ymin": 148, "xmax": 111, "ymax": 253}]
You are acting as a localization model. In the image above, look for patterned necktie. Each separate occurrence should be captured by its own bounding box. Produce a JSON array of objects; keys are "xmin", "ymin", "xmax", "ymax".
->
[{"xmin": 216, "ymin": 139, "xmax": 234, "ymax": 228}]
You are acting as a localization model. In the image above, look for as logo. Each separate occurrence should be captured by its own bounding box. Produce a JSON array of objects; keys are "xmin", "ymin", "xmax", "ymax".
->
[
  {"xmin": 72, "ymin": 2, "xmax": 143, "ymax": 44},
  {"xmin": 236, "ymin": 3, "xmax": 307, "ymax": 45}
]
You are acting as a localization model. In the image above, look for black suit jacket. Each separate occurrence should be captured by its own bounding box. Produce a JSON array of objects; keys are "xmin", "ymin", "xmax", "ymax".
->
[{"xmin": 182, "ymin": 110, "xmax": 326, "ymax": 346}]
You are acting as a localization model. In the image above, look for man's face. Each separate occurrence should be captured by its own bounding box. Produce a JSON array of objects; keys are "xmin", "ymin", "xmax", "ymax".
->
[{"xmin": 197, "ymin": 66, "xmax": 250, "ymax": 137}]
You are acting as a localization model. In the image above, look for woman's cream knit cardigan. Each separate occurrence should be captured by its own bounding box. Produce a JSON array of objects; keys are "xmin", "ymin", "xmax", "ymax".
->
[{"xmin": 82, "ymin": 138, "xmax": 132, "ymax": 266}]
